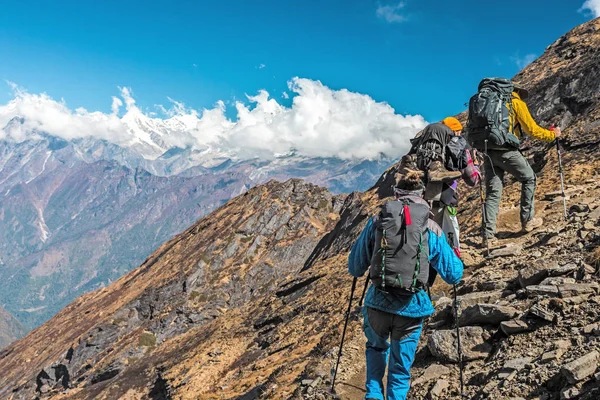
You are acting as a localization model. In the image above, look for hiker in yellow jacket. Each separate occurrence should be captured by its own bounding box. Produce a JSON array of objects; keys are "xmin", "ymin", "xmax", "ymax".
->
[{"xmin": 483, "ymin": 84, "xmax": 562, "ymax": 245}]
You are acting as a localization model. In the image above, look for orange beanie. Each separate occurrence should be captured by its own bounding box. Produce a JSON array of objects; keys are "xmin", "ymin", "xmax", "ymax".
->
[{"xmin": 442, "ymin": 117, "xmax": 463, "ymax": 132}]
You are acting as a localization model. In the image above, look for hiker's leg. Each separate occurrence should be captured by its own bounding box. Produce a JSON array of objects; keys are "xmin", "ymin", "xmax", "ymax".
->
[
  {"xmin": 387, "ymin": 316, "xmax": 423, "ymax": 400},
  {"xmin": 442, "ymin": 206, "xmax": 460, "ymax": 255},
  {"xmin": 430, "ymin": 202, "xmax": 444, "ymax": 227},
  {"xmin": 499, "ymin": 150, "xmax": 536, "ymax": 224},
  {"xmin": 483, "ymin": 151, "xmax": 505, "ymax": 238},
  {"xmin": 363, "ymin": 307, "xmax": 392, "ymax": 400}
]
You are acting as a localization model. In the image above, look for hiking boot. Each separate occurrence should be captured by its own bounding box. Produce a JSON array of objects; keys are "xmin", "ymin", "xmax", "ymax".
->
[
  {"xmin": 522, "ymin": 217, "xmax": 543, "ymax": 233},
  {"xmin": 399, "ymin": 154, "xmax": 419, "ymax": 174},
  {"xmin": 427, "ymin": 161, "xmax": 462, "ymax": 183}
]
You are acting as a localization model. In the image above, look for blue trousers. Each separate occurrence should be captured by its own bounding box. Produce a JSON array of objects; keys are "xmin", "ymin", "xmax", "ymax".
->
[{"xmin": 362, "ymin": 307, "xmax": 423, "ymax": 400}]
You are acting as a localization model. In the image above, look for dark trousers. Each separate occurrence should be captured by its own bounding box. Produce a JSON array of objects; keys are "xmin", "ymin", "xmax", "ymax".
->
[{"xmin": 483, "ymin": 149, "xmax": 536, "ymax": 238}]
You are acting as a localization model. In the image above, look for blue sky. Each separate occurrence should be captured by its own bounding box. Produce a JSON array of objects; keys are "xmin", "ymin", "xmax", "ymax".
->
[{"xmin": 0, "ymin": 0, "xmax": 597, "ymax": 122}]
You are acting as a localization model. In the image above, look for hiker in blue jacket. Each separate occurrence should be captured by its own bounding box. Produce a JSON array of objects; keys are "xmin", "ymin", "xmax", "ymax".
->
[{"xmin": 348, "ymin": 171, "xmax": 463, "ymax": 400}]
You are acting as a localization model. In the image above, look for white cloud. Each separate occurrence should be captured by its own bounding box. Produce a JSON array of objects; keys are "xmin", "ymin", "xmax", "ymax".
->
[
  {"xmin": 258, "ymin": 63, "xmax": 266, "ymax": 69},
  {"xmin": 376, "ymin": 1, "xmax": 407, "ymax": 23},
  {"xmin": 579, "ymin": 0, "xmax": 600, "ymax": 17},
  {"xmin": 118, "ymin": 86, "xmax": 136, "ymax": 110},
  {"xmin": 282, "ymin": 92, "xmax": 289, "ymax": 99},
  {"xmin": 111, "ymin": 96, "xmax": 123, "ymax": 115},
  {"xmin": 511, "ymin": 53, "xmax": 537, "ymax": 70},
  {"xmin": 0, "ymin": 78, "xmax": 427, "ymax": 161}
]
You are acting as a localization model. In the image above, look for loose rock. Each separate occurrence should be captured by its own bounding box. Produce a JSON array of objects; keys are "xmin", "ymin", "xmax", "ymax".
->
[
  {"xmin": 519, "ymin": 263, "xmax": 550, "ymax": 287},
  {"xmin": 428, "ymin": 327, "xmax": 492, "ymax": 362},
  {"xmin": 561, "ymin": 350, "xmax": 600, "ymax": 384},
  {"xmin": 501, "ymin": 319, "xmax": 534, "ymax": 335},
  {"xmin": 412, "ymin": 364, "xmax": 451, "ymax": 386},
  {"xmin": 560, "ymin": 387, "xmax": 580, "ymax": 400},
  {"xmin": 429, "ymin": 379, "xmax": 449, "ymax": 397},
  {"xmin": 489, "ymin": 244, "xmax": 523, "ymax": 259},
  {"xmin": 457, "ymin": 291, "xmax": 503, "ymax": 308},
  {"xmin": 459, "ymin": 304, "xmax": 520, "ymax": 326},
  {"xmin": 526, "ymin": 285, "xmax": 560, "ymax": 298}
]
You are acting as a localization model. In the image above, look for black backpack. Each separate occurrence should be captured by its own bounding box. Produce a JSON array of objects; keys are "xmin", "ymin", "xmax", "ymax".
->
[
  {"xmin": 466, "ymin": 77, "xmax": 520, "ymax": 150},
  {"xmin": 410, "ymin": 123, "xmax": 468, "ymax": 173},
  {"xmin": 369, "ymin": 196, "xmax": 430, "ymax": 297}
]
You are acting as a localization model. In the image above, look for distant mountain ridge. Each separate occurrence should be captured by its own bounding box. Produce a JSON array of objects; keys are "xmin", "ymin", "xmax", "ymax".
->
[{"xmin": 0, "ymin": 115, "xmax": 394, "ymax": 338}]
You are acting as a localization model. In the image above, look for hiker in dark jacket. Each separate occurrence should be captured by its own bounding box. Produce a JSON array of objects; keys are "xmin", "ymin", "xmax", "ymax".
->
[
  {"xmin": 402, "ymin": 117, "xmax": 481, "ymax": 256},
  {"xmin": 482, "ymin": 83, "xmax": 561, "ymax": 246},
  {"xmin": 348, "ymin": 171, "xmax": 463, "ymax": 400}
]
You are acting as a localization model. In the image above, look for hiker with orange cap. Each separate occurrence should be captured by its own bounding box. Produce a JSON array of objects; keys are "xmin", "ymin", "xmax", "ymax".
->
[{"xmin": 402, "ymin": 117, "xmax": 481, "ymax": 258}]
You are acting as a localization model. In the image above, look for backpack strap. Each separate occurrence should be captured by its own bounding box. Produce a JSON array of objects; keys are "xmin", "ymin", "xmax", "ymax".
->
[{"xmin": 411, "ymin": 231, "xmax": 424, "ymax": 291}]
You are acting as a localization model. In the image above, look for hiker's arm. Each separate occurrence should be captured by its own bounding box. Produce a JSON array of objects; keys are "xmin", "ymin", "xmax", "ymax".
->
[
  {"xmin": 461, "ymin": 149, "xmax": 480, "ymax": 187},
  {"xmin": 513, "ymin": 98, "xmax": 556, "ymax": 142},
  {"xmin": 427, "ymin": 226, "xmax": 463, "ymax": 285},
  {"xmin": 348, "ymin": 218, "xmax": 375, "ymax": 278}
]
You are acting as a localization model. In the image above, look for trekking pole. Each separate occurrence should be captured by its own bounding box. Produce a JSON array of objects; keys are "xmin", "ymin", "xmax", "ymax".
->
[
  {"xmin": 482, "ymin": 140, "xmax": 490, "ymax": 256},
  {"xmin": 331, "ymin": 276, "xmax": 358, "ymax": 393},
  {"xmin": 555, "ymin": 138, "xmax": 567, "ymax": 220},
  {"xmin": 453, "ymin": 284, "xmax": 466, "ymax": 397},
  {"xmin": 358, "ymin": 276, "xmax": 370, "ymax": 307},
  {"xmin": 476, "ymin": 152, "xmax": 489, "ymax": 256}
]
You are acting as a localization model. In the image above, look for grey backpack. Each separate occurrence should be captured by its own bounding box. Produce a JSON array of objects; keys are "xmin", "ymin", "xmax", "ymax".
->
[
  {"xmin": 410, "ymin": 123, "xmax": 468, "ymax": 172},
  {"xmin": 466, "ymin": 77, "xmax": 520, "ymax": 150},
  {"xmin": 369, "ymin": 196, "xmax": 430, "ymax": 297}
]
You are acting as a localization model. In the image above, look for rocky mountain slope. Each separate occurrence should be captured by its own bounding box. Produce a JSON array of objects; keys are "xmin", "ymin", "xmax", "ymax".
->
[
  {"xmin": 0, "ymin": 307, "xmax": 25, "ymax": 349},
  {"xmin": 0, "ymin": 118, "xmax": 391, "ymax": 335},
  {"xmin": 1, "ymin": 16, "xmax": 599, "ymax": 400}
]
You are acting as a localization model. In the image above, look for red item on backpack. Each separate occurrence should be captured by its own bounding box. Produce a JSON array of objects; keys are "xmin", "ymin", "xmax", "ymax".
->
[{"xmin": 403, "ymin": 205, "xmax": 412, "ymax": 226}]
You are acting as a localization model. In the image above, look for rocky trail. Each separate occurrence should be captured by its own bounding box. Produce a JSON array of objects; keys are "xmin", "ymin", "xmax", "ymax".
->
[{"xmin": 324, "ymin": 168, "xmax": 600, "ymax": 400}]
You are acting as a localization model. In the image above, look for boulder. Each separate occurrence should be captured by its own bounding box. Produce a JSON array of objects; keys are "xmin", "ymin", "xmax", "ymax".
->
[
  {"xmin": 558, "ymin": 283, "xmax": 599, "ymax": 298},
  {"xmin": 560, "ymin": 387, "xmax": 580, "ymax": 400},
  {"xmin": 528, "ymin": 305, "xmax": 557, "ymax": 322},
  {"xmin": 429, "ymin": 379, "xmax": 449, "ymax": 397},
  {"xmin": 428, "ymin": 327, "xmax": 492, "ymax": 363},
  {"xmin": 488, "ymin": 244, "xmax": 522, "ymax": 259},
  {"xmin": 457, "ymin": 291, "xmax": 503, "ymax": 308},
  {"xmin": 589, "ymin": 206, "xmax": 600, "ymax": 224},
  {"xmin": 459, "ymin": 304, "xmax": 519, "ymax": 326},
  {"xmin": 561, "ymin": 351, "xmax": 600, "ymax": 384},
  {"xmin": 503, "ymin": 357, "xmax": 532, "ymax": 371},
  {"xmin": 412, "ymin": 364, "xmax": 451, "ymax": 386},
  {"xmin": 583, "ymin": 221, "xmax": 596, "ymax": 230},
  {"xmin": 548, "ymin": 263, "xmax": 578, "ymax": 277},
  {"xmin": 526, "ymin": 285, "xmax": 560, "ymax": 298},
  {"xmin": 430, "ymin": 297, "xmax": 453, "ymax": 324},
  {"xmin": 583, "ymin": 322, "xmax": 600, "ymax": 334},
  {"xmin": 540, "ymin": 341, "xmax": 569, "ymax": 364},
  {"xmin": 519, "ymin": 263, "xmax": 550, "ymax": 288},
  {"xmin": 501, "ymin": 319, "xmax": 533, "ymax": 335},
  {"xmin": 539, "ymin": 277, "xmax": 576, "ymax": 286}
]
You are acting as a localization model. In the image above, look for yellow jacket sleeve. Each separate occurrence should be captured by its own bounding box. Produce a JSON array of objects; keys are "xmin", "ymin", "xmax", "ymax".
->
[{"xmin": 511, "ymin": 95, "xmax": 556, "ymax": 142}]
